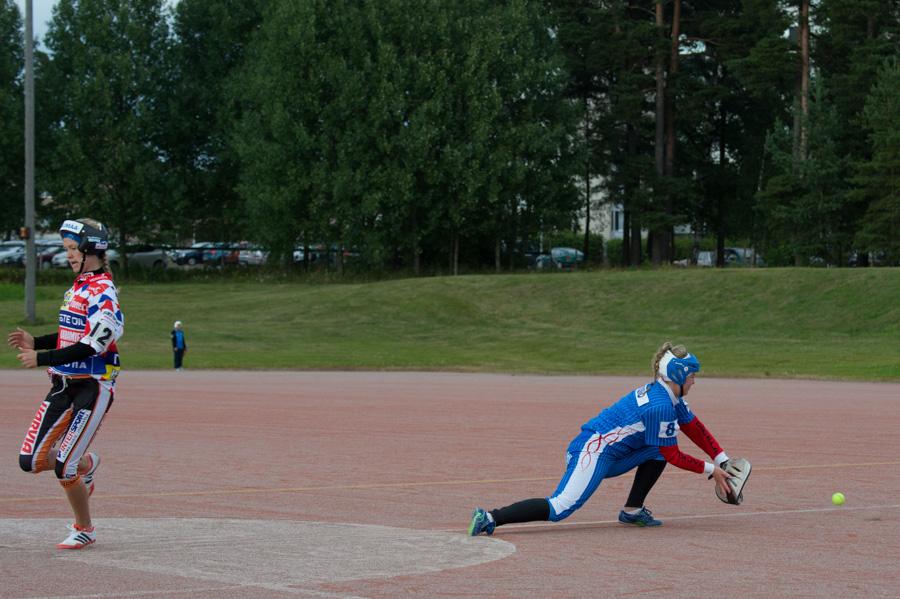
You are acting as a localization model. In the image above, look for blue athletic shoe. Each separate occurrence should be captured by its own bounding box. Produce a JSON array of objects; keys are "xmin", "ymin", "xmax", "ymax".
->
[
  {"xmin": 618, "ymin": 506, "xmax": 662, "ymax": 527},
  {"xmin": 468, "ymin": 508, "xmax": 496, "ymax": 536}
]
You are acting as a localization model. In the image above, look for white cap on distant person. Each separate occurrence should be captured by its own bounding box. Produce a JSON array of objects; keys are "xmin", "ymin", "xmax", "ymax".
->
[{"xmin": 174, "ymin": 321, "xmax": 182, "ymax": 327}]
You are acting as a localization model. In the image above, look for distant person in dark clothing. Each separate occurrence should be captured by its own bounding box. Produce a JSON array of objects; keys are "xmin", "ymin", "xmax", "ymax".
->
[{"xmin": 171, "ymin": 321, "xmax": 187, "ymax": 371}]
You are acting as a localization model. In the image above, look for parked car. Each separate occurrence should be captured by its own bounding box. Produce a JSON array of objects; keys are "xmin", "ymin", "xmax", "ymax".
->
[
  {"xmin": 0, "ymin": 240, "xmax": 67, "ymax": 269},
  {"xmin": 293, "ymin": 244, "xmax": 358, "ymax": 268},
  {"xmin": 5, "ymin": 244, "xmax": 59, "ymax": 268},
  {"xmin": 293, "ymin": 248, "xmax": 331, "ymax": 266},
  {"xmin": 675, "ymin": 250, "xmax": 714, "ymax": 267},
  {"xmin": 200, "ymin": 242, "xmax": 231, "ymax": 265},
  {"xmin": 520, "ymin": 242, "xmax": 542, "ymax": 267},
  {"xmin": 0, "ymin": 245, "xmax": 26, "ymax": 266},
  {"xmin": 173, "ymin": 247, "xmax": 200, "ymax": 266},
  {"xmin": 696, "ymin": 251, "xmax": 715, "ymax": 267},
  {"xmin": 107, "ymin": 245, "xmax": 172, "ymax": 269},
  {"xmin": 36, "ymin": 241, "xmax": 65, "ymax": 268},
  {"xmin": 173, "ymin": 242, "xmax": 222, "ymax": 266},
  {"xmin": 51, "ymin": 245, "xmax": 171, "ymax": 270},
  {"xmin": 52, "ymin": 249, "xmax": 71, "ymax": 269},
  {"xmin": 675, "ymin": 248, "xmax": 763, "ymax": 267},
  {"xmin": 534, "ymin": 247, "xmax": 585, "ymax": 269},
  {"xmin": 239, "ymin": 244, "xmax": 269, "ymax": 266},
  {"xmin": 553, "ymin": 247, "xmax": 585, "ymax": 267},
  {"xmin": 0, "ymin": 240, "xmax": 25, "ymax": 263},
  {"xmin": 222, "ymin": 241, "xmax": 249, "ymax": 265},
  {"xmin": 723, "ymin": 247, "xmax": 765, "ymax": 266}
]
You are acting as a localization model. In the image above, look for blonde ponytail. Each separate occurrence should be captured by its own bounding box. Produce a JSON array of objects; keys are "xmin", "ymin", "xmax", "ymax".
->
[
  {"xmin": 99, "ymin": 253, "xmax": 112, "ymax": 275},
  {"xmin": 652, "ymin": 342, "xmax": 688, "ymax": 379}
]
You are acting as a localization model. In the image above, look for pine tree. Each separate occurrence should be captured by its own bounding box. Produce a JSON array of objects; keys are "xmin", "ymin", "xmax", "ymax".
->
[
  {"xmin": 39, "ymin": 0, "xmax": 171, "ymax": 273},
  {"xmin": 0, "ymin": 0, "xmax": 24, "ymax": 236},
  {"xmin": 852, "ymin": 58, "xmax": 900, "ymax": 264},
  {"xmin": 757, "ymin": 78, "xmax": 852, "ymax": 265},
  {"xmin": 232, "ymin": 0, "xmax": 580, "ymax": 275},
  {"xmin": 164, "ymin": 0, "xmax": 261, "ymax": 245}
]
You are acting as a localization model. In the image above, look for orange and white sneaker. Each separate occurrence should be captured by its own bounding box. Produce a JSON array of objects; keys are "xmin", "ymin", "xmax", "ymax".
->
[
  {"xmin": 80, "ymin": 453, "xmax": 100, "ymax": 497},
  {"xmin": 57, "ymin": 524, "xmax": 96, "ymax": 549}
]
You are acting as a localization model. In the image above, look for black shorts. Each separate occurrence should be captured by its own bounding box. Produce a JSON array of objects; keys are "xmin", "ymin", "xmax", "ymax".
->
[{"xmin": 19, "ymin": 375, "xmax": 114, "ymax": 481}]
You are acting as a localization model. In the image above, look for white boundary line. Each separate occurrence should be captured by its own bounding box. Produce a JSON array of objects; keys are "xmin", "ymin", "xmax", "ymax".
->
[
  {"xmin": 18, "ymin": 587, "xmax": 367, "ymax": 599},
  {"xmin": 441, "ymin": 503, "xmax": 900, "ymax": 533}
]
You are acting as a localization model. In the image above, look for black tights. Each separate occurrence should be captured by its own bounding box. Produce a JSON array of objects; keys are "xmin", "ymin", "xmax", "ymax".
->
[
  {"xmin": 490, "ymin": 459, "xmax": 667, "ymax": 526},
  {"xmin": 490, "ymin": 498, "xmax": 550, "ymax": 526},
  {"xmin": 625, "ymin": 459, "xmax": 666, "ymax": 508}
]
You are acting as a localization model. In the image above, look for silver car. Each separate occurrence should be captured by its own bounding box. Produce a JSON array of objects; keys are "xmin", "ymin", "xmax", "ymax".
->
[
  {"xmin": 51, "ymin": 249, "xmax": 71, "ymax": 269},
  {"xmin": 107, "ymin": 245, "xmax": 172, "ymax": 269},
  {"xmin": 52, "ymin": 245, "xmax": 171, "ymax": 269}
]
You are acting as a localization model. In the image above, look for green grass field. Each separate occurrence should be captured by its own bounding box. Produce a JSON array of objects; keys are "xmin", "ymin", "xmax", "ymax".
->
[{"xmin": 1, "ymin": 268, "xmax": 898, "ymax": 380}]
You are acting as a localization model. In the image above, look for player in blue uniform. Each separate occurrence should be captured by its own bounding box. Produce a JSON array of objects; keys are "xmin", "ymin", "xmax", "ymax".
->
[
  {"xmin": 171, "ymin": 321, "xmax": 186, "ymax": 371},
  {"xmin": 9, "ymin": 219, "xmax": 124, "ymax": 549},
  {"xmin": 468, "ymin": 342, "xmax": 734, "ymax": 535}
]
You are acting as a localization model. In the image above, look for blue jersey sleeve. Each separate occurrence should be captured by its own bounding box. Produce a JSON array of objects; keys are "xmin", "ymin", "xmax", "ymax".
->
[{"xmin": 673, "ymin": 397, "xmax": 696, "ymax": 424}]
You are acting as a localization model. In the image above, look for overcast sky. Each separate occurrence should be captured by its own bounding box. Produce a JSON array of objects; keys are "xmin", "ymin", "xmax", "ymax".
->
[
  {"xmin": 16, "ymin": 1, "xmax": 179, "ymax": 47},
  {"xmin": 16, "ymin": 1, "xmax": 55, "ymax": 44}
]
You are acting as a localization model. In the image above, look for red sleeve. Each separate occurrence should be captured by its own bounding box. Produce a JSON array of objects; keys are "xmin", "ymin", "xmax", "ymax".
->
[
  {"xmin": 659, "ymin": 444, "xmax": 706, "ymax": 474},
  {"xmin": 679, "ymin": 416, "xmax": 724, "ymax": 460}
]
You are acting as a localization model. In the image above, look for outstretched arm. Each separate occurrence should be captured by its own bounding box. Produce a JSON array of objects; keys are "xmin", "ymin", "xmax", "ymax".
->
[
  {"xmin": 659, "ymin": 444, "xmax": 732, "ymax": 498},
  {"xmin": 680, "ymin": 416, "xmax": 729, "ymax": 465}
]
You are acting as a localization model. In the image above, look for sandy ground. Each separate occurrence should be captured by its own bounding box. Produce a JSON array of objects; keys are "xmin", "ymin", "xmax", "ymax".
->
[{"xmin": 2, "ymin": 370, "xmax": 898, "ymax": 598}]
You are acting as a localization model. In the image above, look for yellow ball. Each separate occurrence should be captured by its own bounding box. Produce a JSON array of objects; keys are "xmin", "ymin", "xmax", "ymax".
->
[{"xmin": 832, "ymin": 492, "xmax": 845, "ymax": 506}]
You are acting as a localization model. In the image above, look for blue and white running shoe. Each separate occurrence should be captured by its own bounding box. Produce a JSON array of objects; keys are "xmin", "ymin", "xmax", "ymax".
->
[
  {"xmin": 618, "ymin": 506, "xmax": 662, "ymax": 527},
  {"xmin": 468, "ymin": 508, "xmax": 496, "ymax": 536}
]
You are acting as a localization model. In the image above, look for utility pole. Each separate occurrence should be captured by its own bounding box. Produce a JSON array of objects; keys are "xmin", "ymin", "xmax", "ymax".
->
[{"xmin": 24, "ymin": 0, "xmax": 36, "ymax": 323}]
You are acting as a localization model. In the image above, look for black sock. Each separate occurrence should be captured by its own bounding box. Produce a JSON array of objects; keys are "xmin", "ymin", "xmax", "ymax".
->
[
  {"xmin": 625, "ymin": 459, "xmax": 666, "ymax": 507},
  {"xmin": 490, "ymin": 498, "xmax": 551, "ymax": 526}
]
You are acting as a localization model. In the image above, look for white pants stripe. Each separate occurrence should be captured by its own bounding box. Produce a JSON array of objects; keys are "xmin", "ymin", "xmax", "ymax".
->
[{"xmin": 547, "ymin": 431, "xmax": 663, "ymax": 522}]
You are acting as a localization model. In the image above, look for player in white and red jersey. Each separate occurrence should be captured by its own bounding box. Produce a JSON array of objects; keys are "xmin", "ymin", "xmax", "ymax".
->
[
  {"xmin": 8, "ymin": 218, "xmax": 124, "ymax": 549},
  {"xmin": 468, "ymin": 342, "xmax": 734, "ymax": 536}
]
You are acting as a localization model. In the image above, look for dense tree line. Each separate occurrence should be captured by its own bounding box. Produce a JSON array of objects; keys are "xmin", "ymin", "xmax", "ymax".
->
[
  {"xmin": 0, "ymin": 0, "xmax": 24, "ymax": 234},
  {"xmin": 1, "ymin": 0, "xmax": 898, "ymax": 272}
]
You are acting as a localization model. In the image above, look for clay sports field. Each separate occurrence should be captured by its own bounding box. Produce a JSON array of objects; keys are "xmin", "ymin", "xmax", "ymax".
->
[{"xmin": 2, "ymin": 370, "xmax": 898, "ymax": 598}]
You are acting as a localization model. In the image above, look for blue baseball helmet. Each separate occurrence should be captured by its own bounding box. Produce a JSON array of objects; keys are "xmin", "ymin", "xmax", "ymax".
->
[
  {"xmin": 59, "ymin": 219, "xmax": 109, "ymax": 255},
  {"xmin": 660, "ymin": 351, "xmax": 699, "ymax": 385}
]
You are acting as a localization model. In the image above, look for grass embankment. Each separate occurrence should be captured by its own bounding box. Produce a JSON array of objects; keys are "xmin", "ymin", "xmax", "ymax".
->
[{"xmin": 1, "ymin": 268, "xmax": 897, "ymax": 380}]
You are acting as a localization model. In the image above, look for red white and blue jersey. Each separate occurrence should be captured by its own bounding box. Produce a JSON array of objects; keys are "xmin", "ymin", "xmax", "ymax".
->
[
  {"xmin": 578, "ymin": 381, "xmax": 696, "ymax": 461},
  {"xmin": 50, "ymin": 272, "xmax": 124, "ymax": 381}
]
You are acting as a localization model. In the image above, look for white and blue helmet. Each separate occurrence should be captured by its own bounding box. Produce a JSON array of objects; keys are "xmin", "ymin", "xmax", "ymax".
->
[{"xmin": 659, "ymin": 350, "xmax": 699, "ymax": 385}]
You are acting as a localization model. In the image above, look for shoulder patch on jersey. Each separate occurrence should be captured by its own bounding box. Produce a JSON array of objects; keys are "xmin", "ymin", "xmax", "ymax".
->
[{"xmin": 635, "ymin": 383, "xmax": 652, "ymax": 406}]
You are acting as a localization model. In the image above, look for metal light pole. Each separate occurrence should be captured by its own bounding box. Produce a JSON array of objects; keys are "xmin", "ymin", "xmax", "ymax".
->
[{"xmin": 24, "ymin": 0, "xmax": 36, "ymax": 323}]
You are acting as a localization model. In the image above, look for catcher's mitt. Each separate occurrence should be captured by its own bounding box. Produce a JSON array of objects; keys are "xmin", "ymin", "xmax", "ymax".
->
[{"xmin": 713, "ymin": 458, "xmax": 751, "ymax": 505}]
